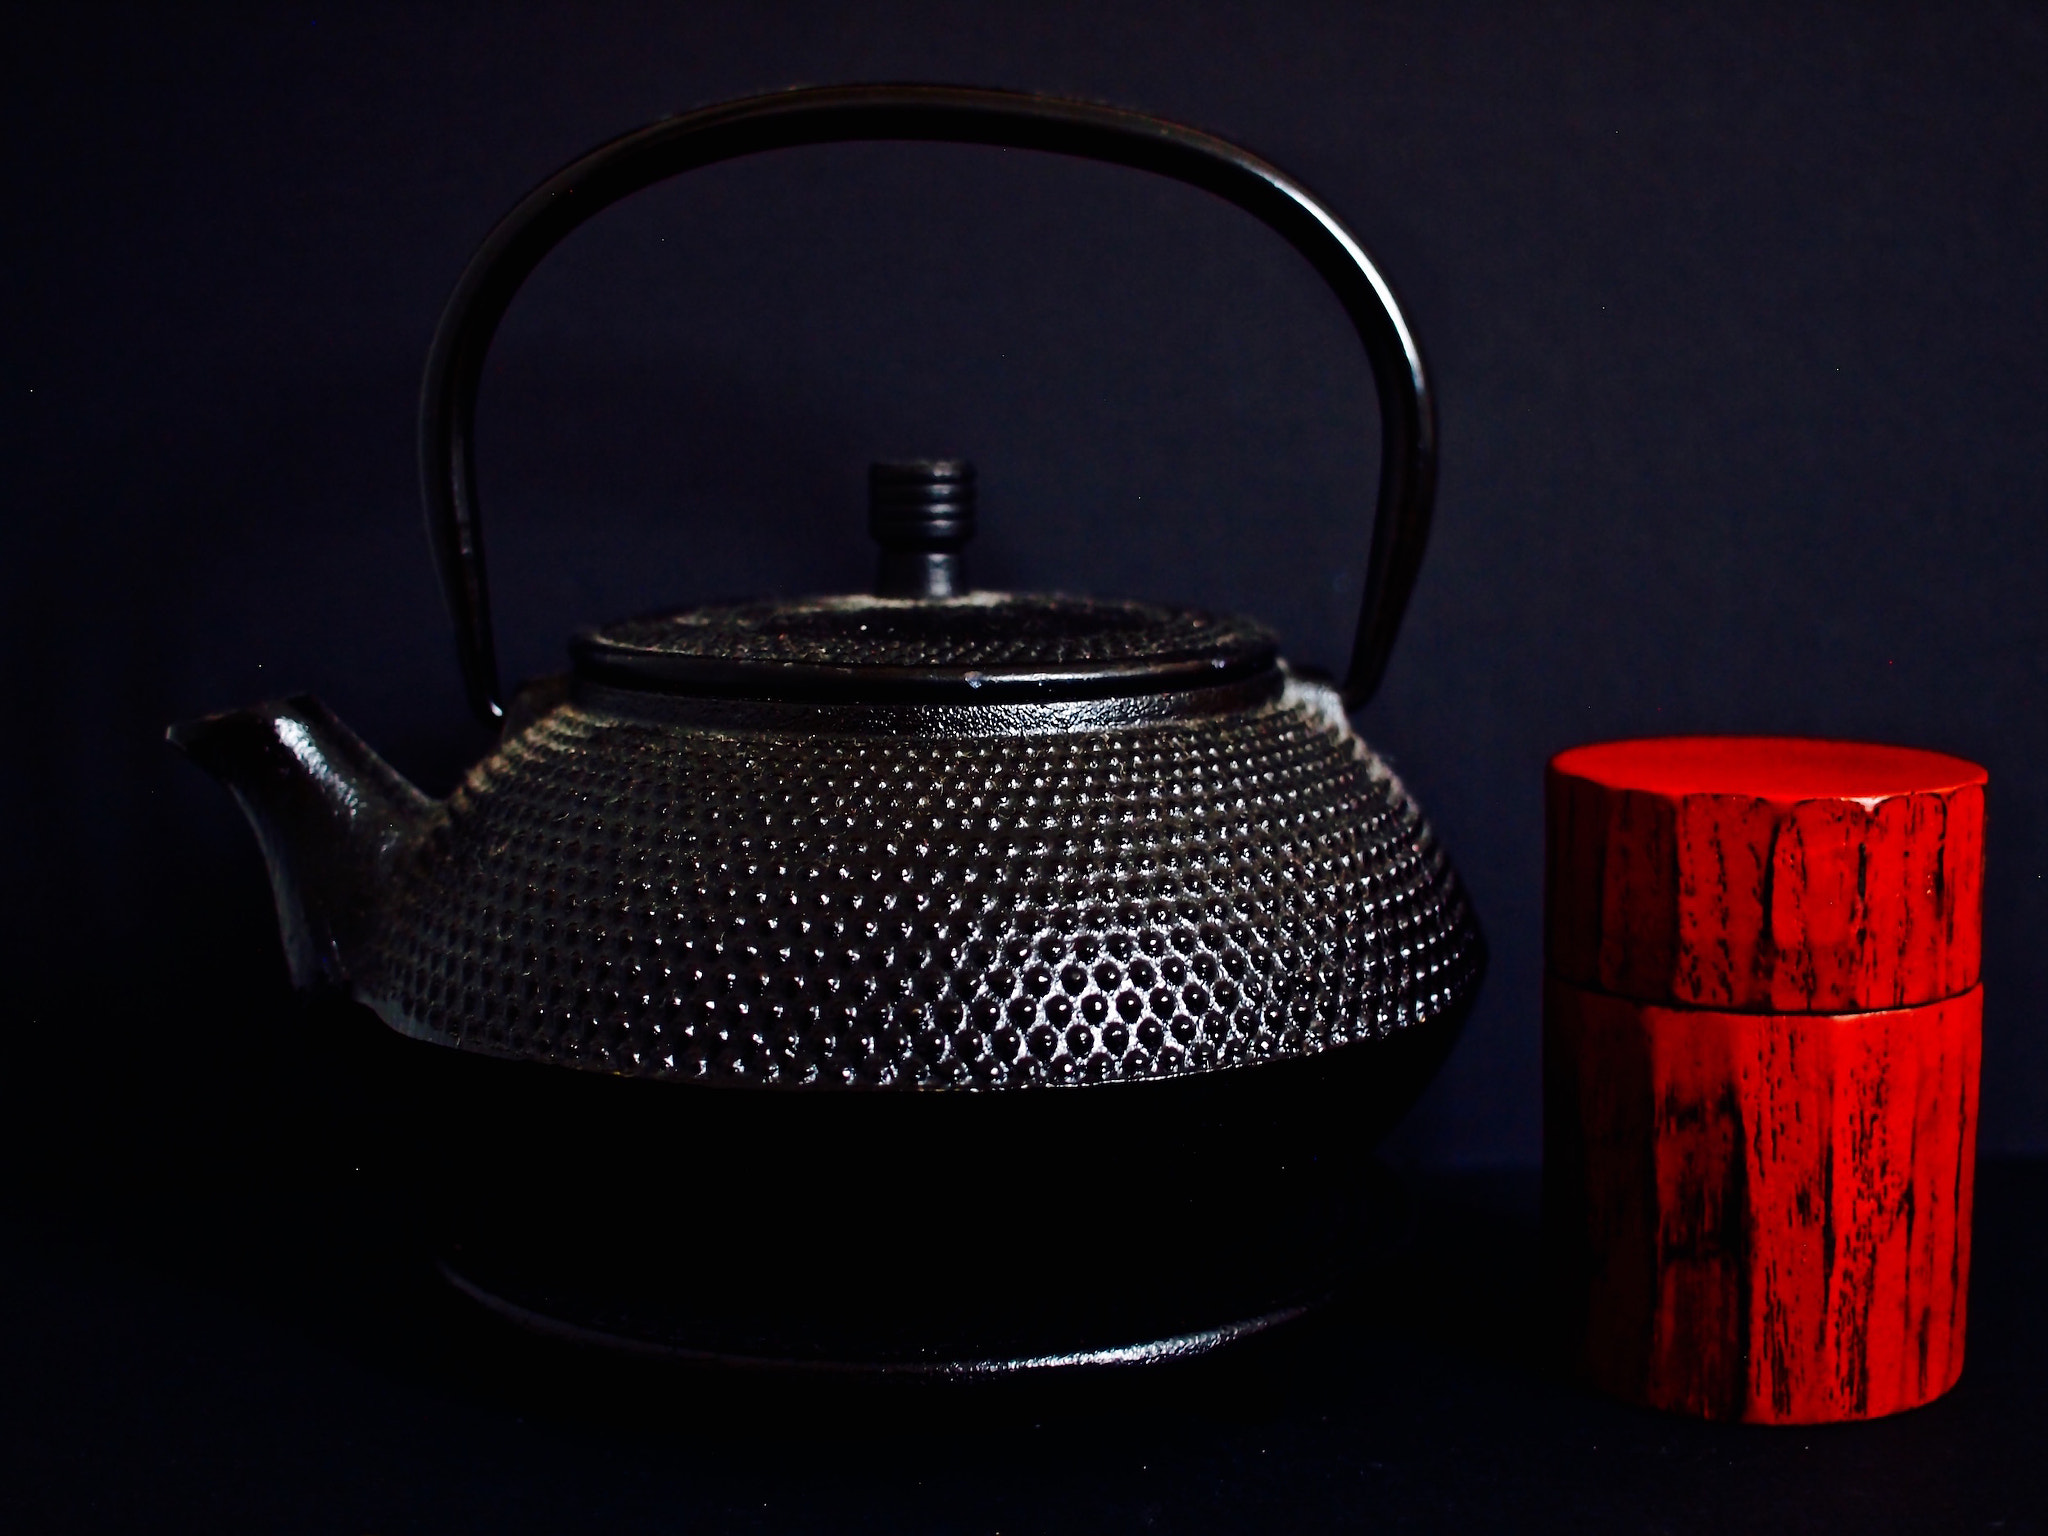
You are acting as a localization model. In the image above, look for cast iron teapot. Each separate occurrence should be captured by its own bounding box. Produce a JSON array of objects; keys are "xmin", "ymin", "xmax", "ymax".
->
[{"xmin": 173, "ymin": 86, "xmax": 1483, "ymax": 1374}]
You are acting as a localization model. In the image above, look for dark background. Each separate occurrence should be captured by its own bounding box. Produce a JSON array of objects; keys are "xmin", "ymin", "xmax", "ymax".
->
[
  {"xmin": 5, "ymin": 5, "xmax": 2047, "ymax": 1531},
  {"xmin": 8, "ymin": 4, "xmax": 2048, "ymax": 1135},
  {"xmin": 7, "ymin": 1, "xmax": 2042, "ymax": 1168}
]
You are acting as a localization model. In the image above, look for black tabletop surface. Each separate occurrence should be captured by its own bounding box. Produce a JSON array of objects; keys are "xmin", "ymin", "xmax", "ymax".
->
[{"xmin": 4, "ymin": 1111, "xmax": 2042, "ymax": 1534}]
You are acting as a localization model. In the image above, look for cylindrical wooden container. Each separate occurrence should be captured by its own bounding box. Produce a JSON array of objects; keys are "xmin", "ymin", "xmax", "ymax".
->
[{"xmin": 1543, "ymin": 737, "xmax": 1986, "ymax": 1423}]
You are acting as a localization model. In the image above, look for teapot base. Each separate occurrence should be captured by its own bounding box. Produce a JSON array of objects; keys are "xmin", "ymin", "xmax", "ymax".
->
[
  {"xmin": 294, "ymin": 988, "xmax": 1464, "ymax": 1377},
  {"xmin": 435, "ymin": 1258, "xmax": 1328, "ymax": 1377},
  {"xmin": 430, "ymin": 1161, "xmax": 1409, "ymax": 1377}
]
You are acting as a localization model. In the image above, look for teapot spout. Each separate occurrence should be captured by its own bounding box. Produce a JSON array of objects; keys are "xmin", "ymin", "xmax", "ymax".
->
[{"xmin": 168, "ymin": 696, "xmax": 438, "ymax": 992}]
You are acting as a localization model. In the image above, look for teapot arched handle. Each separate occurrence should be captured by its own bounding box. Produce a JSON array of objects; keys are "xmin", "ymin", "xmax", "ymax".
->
[{"xmin": 421, "ymin": 84, "xmax": 1437, "ymax": 723}]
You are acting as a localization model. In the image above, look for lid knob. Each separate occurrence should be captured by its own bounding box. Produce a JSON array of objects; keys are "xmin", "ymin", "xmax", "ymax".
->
[{"xmin": 870, "ymin": 459, "xmax": 975, "ymax": 599}]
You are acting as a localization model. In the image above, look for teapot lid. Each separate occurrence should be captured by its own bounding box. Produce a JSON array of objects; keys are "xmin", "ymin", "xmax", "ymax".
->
[{"xmin": 570, "ymin": 462, "xmax": 1277, "ymax": 703}]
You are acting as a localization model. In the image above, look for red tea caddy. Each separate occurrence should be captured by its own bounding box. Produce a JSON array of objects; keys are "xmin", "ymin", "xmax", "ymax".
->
[{"xmin": 1544, "ymin": 736, "xmax": 1986, "ymax": 1423}]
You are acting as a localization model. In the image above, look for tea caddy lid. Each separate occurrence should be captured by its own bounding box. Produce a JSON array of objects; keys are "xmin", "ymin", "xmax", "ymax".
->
[{"xmin": 571, "ymin": 458, "xmax": 1277, "ymax": 703}]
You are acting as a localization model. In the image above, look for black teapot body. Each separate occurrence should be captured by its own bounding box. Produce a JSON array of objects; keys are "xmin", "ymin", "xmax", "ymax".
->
[{"xmin": 174, "ymin": 86, "xmax": 1483, "ymax": 1372}]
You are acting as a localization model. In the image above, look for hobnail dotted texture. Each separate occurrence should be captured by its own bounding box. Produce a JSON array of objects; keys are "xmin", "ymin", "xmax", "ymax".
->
[
  {"xmin": 590, "ymin": 593, "xmax": 1273, "ymax": 671},
  {"xmin": 363, "ymin": 688, "xmax": 1481, "ymax": 1089}
]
